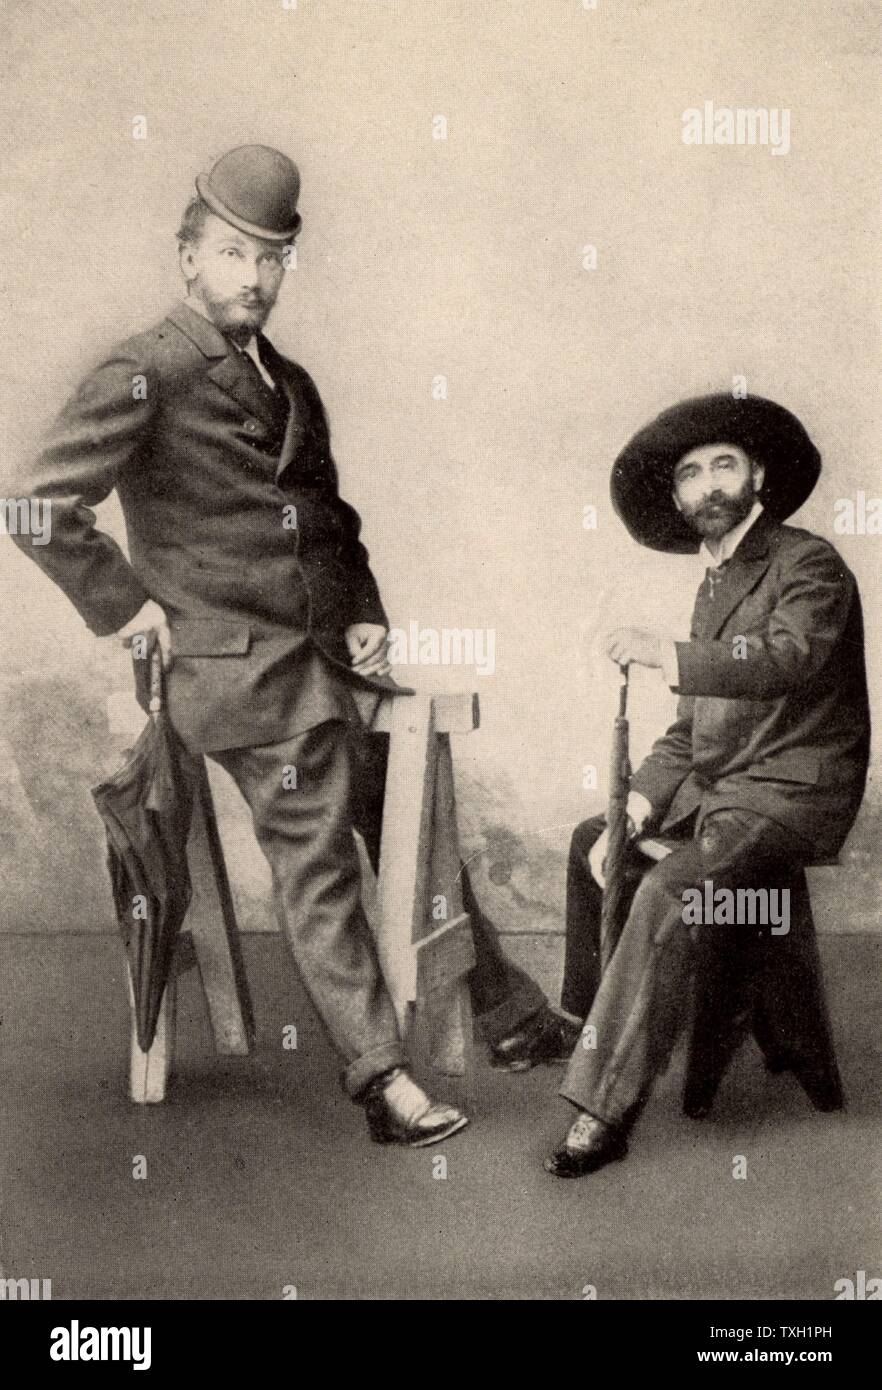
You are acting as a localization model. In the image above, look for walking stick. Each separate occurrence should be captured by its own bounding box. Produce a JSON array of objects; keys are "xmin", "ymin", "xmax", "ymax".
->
[{"xmin": 599, "ymin": 663, "xmax": 632, "ymax": 972}]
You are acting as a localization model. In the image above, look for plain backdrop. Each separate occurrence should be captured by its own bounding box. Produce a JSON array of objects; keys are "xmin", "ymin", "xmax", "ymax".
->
[{"xmin": 1, "ymin": 0, "xmax": 879, "ymax": 936}]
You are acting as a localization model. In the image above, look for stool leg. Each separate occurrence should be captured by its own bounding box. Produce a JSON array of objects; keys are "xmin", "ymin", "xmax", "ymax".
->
[
  {"xmin": 417, "ymin": 734, "xmax": 475, "ymax": 1075},
  {"xmin": 127, "ymin": 966, "xmax": 176, "ymax": 1104},
  {"xmin": 683, "ymin": 927, "xmax": 758, "ymax": 1118},
  {"xmin": 185, "ymin": 762, "xmax": 255, "ymax": 1055},
  {"xmin": 754, "ymin": 873, "xmax": 844, "ymax": 1111},
  {"xmin": 683, "ymin": 1001, "xmax": 753, "ymax": 1119},
  {"xmin": 367, "ymin": 693, "xmax": 479, "ymax": 1069},
  {"xmin": 374, "ymin": 697, "xmax": 437, "ymax": 1032},
  {"xmin": 423, "ymin": 977, "xmax": 472, "ymax": 1076}
]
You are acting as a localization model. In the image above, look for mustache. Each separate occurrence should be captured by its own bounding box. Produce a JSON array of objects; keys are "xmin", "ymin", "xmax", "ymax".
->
[{"xmin": 692, "ymin": 493, "xmax": 741, "ymax": 516}]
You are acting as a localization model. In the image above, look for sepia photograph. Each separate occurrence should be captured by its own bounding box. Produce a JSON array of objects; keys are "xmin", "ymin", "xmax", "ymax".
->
[{"xmin": 1, "ymin": 0, "xmax": 879, "ymax": 1337}]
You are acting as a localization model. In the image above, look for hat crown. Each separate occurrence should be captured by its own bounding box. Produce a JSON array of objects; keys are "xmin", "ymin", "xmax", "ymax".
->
[
  {"xmin": 610, "ymin": 393, "xmax": 821, "ymax": 553},
  {"xmin": 197, "ymin": 144, "xmax": 301, "ymax": 241}
]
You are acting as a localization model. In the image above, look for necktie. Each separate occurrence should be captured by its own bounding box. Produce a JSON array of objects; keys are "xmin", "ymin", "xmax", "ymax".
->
[
  {"xmin": 232, "ymin": 340, "xmax": 291, "ymax": 460},
  {"xmin": 698, "ymin": 558, "xmax": 731, "ymax": 607}
]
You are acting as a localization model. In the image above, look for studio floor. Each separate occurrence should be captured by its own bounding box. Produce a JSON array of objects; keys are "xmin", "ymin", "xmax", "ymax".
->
[{"xmin": 0, "ymin": 932, "xmax": 879, "ymax": 1301}]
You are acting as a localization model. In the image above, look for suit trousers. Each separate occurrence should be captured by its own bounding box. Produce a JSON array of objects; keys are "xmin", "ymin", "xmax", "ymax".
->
[
  {"xmin": 210, "ymin": 721, "xmax": 405, "ymax": 1098},
  {"xmin": 559, "ymin": 807, "xmax": 810, "ymax": 1128}
]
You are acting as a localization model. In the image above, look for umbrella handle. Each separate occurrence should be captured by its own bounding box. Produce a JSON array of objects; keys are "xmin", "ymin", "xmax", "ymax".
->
[
  {"xmin": 617, "ymin": 661, "xmax": 629, "ymax": 719},
  {"xmin": 149, "ymin": 643, "xmax": 164, "ymax": 714}
]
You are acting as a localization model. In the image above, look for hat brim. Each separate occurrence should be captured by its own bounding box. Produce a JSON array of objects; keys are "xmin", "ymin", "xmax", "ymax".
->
[
  {"xmin": 195, "ymin": 173, "xmax": 301, "ymax": 243},
  {"xmin": 610, "ymin": 394, "xmax": 822, "ymax": 553}
]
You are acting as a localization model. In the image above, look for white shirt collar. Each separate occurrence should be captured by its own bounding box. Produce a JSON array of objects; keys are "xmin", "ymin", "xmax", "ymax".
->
[
  {"xmin": 699, "ymin": 499, "xmax": 764, "ymax": 568},
  {"xmin": 239, "ymin": 335, "xmax": 274, "ymax": 385}
]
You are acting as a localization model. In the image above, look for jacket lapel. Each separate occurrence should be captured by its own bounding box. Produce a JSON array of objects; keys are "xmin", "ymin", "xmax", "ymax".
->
[
  {"xmin": 165, "ymin": 301, "xmax": 285, "ymax": 431},
  {"xmin": 257, "ymin": 337, "xmax": 306, "ymax": 482},
  {"xmin": 206, "ymin": 352, "xmax": 282, "ymax": 430},
  {"xmin": 703, "ymin": 510, "xmax": 779, "ymax": 638}
]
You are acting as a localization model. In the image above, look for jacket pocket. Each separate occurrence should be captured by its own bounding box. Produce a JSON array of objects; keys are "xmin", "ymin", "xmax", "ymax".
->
[
  {"xmin": 745, "ymin": 749, "xmax": 821, "ymax": 784},
  {"xmin": 171, "ymin": 620, "xmax": 251, "ymax": 657}
]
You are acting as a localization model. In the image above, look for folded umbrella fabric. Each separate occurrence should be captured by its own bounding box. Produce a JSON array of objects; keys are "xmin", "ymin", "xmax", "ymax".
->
[{"xmin": 91, "ymin": 648, "xmax": 194, "ymax": 1051}]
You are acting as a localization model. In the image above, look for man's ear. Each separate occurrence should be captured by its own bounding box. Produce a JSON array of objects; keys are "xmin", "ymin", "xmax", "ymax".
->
[
  {"xmin": 751, "ymin": 461, "xmax": 765, "ymax": 494},
  {"xmin": 179, "ymin": 244, "xmax": 197, "ymax": 284}
]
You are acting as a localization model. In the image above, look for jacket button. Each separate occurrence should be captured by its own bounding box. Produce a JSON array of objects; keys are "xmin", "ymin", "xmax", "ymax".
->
[{"xmin": 245, "ymin": 419, "xmax": 257, "ymax": 432}]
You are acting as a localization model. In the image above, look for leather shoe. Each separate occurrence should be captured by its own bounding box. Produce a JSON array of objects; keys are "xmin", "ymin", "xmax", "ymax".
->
[
  {"xmin": 490, "ymin": 1006, "xmax": 583, "ymax": 1072},
  {"xmin": 544, "ymin": 1112, "xmax": 628, "ymax": 1178},
  {"xmin": 362, "ymin": 1068, "xmax": 469, "ymax": 1147}
]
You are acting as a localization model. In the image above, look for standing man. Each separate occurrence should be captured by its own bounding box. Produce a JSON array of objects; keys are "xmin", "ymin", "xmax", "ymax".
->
[
  {"xmin": 541, "ymin": 394, "xmax": 870, "ymax": 1177},
  {"xmin": 11, "ymin": 144, "xmax": 564, "ymax": 1138},
  {"xmin": 10, "ymin": 143, "xmax": 552, "ymax": 1147}
]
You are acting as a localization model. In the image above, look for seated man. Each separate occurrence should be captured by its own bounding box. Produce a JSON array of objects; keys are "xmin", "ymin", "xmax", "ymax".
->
[{"xmin": 541, "ymin": 393, "xmax": 870, "ymax": 1177}]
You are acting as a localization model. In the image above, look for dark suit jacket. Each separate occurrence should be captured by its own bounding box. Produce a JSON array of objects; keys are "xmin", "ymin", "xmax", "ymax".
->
[
  {"xmin": 11, "ymin": 302, "xmax": 399, "ymax": 750},
  {"xmin": 630, "ymin": 509, "xmax": 870, "ymax": 863}
]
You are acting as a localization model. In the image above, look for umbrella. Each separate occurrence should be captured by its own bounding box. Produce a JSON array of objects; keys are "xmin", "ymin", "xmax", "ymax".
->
[
  {"xmin": 599, "ymin": 663, "xmax": 632, "ymax": 971},
  {"xmin": 91, "ymin": 645, "xmax": 194, "ymax": 1051}
]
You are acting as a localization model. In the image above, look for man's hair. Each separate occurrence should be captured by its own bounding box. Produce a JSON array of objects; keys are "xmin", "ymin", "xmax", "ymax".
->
[{"xmin": 176, "ymin": 195, "xmax": 212, "ymax": 249}]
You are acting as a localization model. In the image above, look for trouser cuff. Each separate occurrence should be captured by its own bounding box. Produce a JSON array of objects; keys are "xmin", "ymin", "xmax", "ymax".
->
[
  {"xmin": 472, "ymin": 980, "xmax": 547, "ymax": 1044},
  {"xmin": 558, "ymin": 1081, "xmax": 623, "ymax": 1130},
  {"xmin": 343, "ymin": 1041, "xmax": 407, "ymax": 1100}
]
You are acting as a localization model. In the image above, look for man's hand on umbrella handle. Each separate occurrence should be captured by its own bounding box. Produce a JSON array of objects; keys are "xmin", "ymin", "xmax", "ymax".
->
[
  {"xmin": 589, "ymin": 792, "xmax": 653, "ymax": 888},
  {"xmin": 603, "ymin": 627, "xmax": 663, "ymax": 669},
  {"xmin": 114, "ymin": 599, "xmax": 173, "ymax": 671},
  {"xmin": 627, "ymin": 791, "xmax": 652, "ymax": 837}
]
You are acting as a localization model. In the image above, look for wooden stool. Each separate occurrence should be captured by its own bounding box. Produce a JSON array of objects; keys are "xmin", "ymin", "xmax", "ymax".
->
[
  {"xmin": 682, "ymin": 867, "xmax": 844, "ymax": 1117},
  {"xmin": 118, "ymin": 689, "xmax": 479, "ymax": 1104},
  {"xmin": 636, "ymin": 836, "xmax": 843, "ymax": 1116}
]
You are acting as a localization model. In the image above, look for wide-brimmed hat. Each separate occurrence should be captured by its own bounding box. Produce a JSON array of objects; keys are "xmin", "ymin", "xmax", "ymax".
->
[
  {"xmin": 610, "ymin": 394, "xmax": 821, "ymax": 553},
  {"xmin": 196, "ymin": 144, "xmax": 301, "ymax": 243}
]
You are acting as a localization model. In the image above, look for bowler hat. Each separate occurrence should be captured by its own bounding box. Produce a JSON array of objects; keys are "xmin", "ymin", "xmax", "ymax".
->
[
  {"xmin": 195, "ymin": 145, "xmax": 301, "ymax": 242},
  {"xmin": 610, "ymin": 393, "xmax": 821, "ymax": 553}
]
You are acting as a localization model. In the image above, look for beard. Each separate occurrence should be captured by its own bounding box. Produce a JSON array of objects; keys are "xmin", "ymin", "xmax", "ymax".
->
[
  {"xmin": 680, "ymin": 477, "xmax": 757, "ymax": 541},
  {"xmin": 190, "ymin": 278, "xmax": 276, "ymax": 342}
]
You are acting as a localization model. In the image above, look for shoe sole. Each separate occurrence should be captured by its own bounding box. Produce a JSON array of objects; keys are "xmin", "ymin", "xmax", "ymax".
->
[
  {"xmin": 371, "ymin": 1115, "xmax": 470, "ymax": 1148},
  {"xmin": 491, "ymin": 1051, "xmax": 573, "ymax": 1073},
  {"xmin": 544, "ymin": 1144, "xmax": 628, "ymax": 1178},
  {"xmin": 408, "ymin": 1115, "xmax": 470, "ymax": 1147}
]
